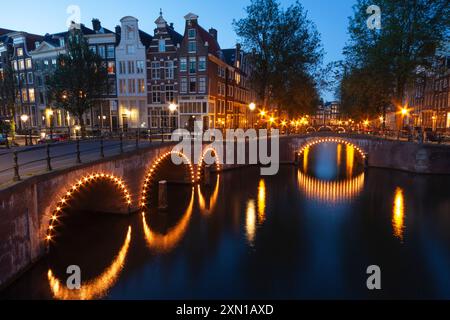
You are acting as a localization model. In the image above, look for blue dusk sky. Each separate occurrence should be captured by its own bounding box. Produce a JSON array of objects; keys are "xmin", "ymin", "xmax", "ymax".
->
[{"xmin": 1, "ymin": 0, "xmax": 357, "ymax": 100}]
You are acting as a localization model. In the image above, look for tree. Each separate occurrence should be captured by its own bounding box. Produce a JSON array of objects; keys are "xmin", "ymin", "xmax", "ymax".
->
[
  {"xmin": 47, "ymin": 28, "xmax": 107, "ymax": 136},
  {"xmin": 0, "ymin": 61, "xmax": 18, "ymax": 138},
  {"xmin": 234, "ymin": 0, "xmax": 323, "ymax": 116},
  {"xmin": 339, "ymin": 0, "xmax": 449, "ymax": 118}
]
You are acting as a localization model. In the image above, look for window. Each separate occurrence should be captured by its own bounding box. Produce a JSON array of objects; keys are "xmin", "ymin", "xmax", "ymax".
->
[
  {"xmin": 159, "ymin": 39, "xmax": 166, "ymax": 52},
  {"xmin": 165, "ymin": 61, "xmax": 174, "ymax": 79},
  {"xmin": 25, "ymin": 59, "xmax": 32, "ymax": 69},
  {"xmin": 180, "ymin": 78, "xmax": 188, "ymax": 93},
  {"xmin": 136, "ymin": 60, "xmax": 145, "ymax": 74},
  {"xmin": 127, "ymin": 26, "xmax": 135, "ymax": 40},
  {"xmin": 119, "ymin": 61, "xmax": 126, "ymax": 74},
  {"xmin": 108, "ymin": 78, "xmax": 116, "ymax": 95},
  {"xmin": 27, "ymin": 72, "xmax": 33, "ymax": 84},
  {"xmin": 199, "ymin": 77, "xmax": 206, "ymax": 93},
  {"xmin": 126, "ymin": 45, "xmax": 135, "ymax": 54},
  {"xmin": 188, "ymin": 29, "xmax": 196, "ymax": 39},
  {"xmin": 199, "ymin": 57, "xmax": 206, "ymax": 71},
  {"xmin": 128, "ymin": 61, "xmax": 135, "ymax": 74},
  {"xmin": 228, "ymin": 85, "xmax": 234, "ymax": 97},
  {"xmin": 12, "ymin": 61, "xmax": 18, "ymax": 71},
  {"xmin": 18, "ymin": 60, "xmax": 25, "ymax": 70},
  {"xmin": 28, "ymin": 89, "xmax": 35, "ymax": 103},
  {"xmin": 119, "ymin": 79, "xmax": 126, "ymax": 94},
  {"xmin": 180, "ymin": 58, "xmax": 187, "ymax": 72},
  {"xmin": 107, "ymin": 45, "xmax": 115, "ymax": 59},
  {"xmin": 138, "ymin": 79, "xmax": 145, "ymax": 93},
  {"xmin": 150, "ymin": 109, "xmax": 160, "ymax": 128},
  {"xmin": 190, "ymin": 78, "xmax": 197, "ymax": 93},
  {"xmin": 188, "ymin": 41, "xmax": 196, "ymax": 53},
  {"xmin": 151, "ymin": 62, "xmax": 160, "ymax": 79},
  {"xmin": 21, "ymin": 88, "xmax": 28, "ymax": 102},
  {"xmin": 165, "ymin": 85, "xmax": 175, "ymax": 103},
  {"xmin": 89, "ymin": 46, "xmax": 97, "ymax": 54},
  {"xmin": 98, "ymin": 46, "xmax": 106, "ymax": 58},
  {"xmin": 107, "ymin": 61, "xmax": 116, "ymax": 75},
  {"xmin": 189, "ymin": 58, "xmax": 196, "ymax": 74},
  {"xmin": 17, "ymin": 48, "xmax": 23, "ymax": 56},
  {"xmin": 152, "ymin": 85, "xmax": 161, "ymax": 103},
  {"xmin": 128, "ymin": 79, "xmax": 136, "ymax": 93},
  {"xmin": 52, "ymin": 59, "xmax": 57, "ymax": 65}
]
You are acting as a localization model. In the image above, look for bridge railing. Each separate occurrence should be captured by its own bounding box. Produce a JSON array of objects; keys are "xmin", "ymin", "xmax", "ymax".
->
[{"xmin": 0, "ymin": 129, "xmax": 179, "ymax": 187}]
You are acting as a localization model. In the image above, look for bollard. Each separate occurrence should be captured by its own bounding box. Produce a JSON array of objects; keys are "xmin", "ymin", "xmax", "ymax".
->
[
  {"xmin": 158, "ymin": 180, "xmax": 168, "ymax": 210},
  {"xmin": 100, "ymin": 136, "xmax": 105, "ymax": 158},
  {"xmin": 204, "ymin": 165, "xmax": 211, "ymax": 187},
  {"xmin": 120, "ymin": 133, "xmax": 124, "ymax": 154},
  {"xmin": 13, "ymin": 151, "xmax": 20, "ymax": 181},
  {"xmin": 76, "ymin": 138, "xmax": 82, "ymax": 163},
  {"xmin": 46, "ymin": 144, "xmax": 52, "ymax": 171}
]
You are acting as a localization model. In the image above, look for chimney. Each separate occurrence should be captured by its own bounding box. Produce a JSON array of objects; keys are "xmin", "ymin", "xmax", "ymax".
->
[
  {"xmin": 170, "ymin": 23, "xmax": 174, "ymax": 29},
  {"xmin": 209, "ymin": 28, "xmax": 217, "ymax": 41},
  {"xmin": 115, "ymin": 25, "xmax": 122, "ymax": 35},
  {"xmin": 92, "ymin": 18, "xmax": 101, "ymax": 32}
]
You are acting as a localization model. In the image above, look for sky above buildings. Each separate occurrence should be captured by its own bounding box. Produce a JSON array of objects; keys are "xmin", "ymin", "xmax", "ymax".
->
[{"xmin": 1, "ymin": 0, "xmax": 357, "ymax": 100}]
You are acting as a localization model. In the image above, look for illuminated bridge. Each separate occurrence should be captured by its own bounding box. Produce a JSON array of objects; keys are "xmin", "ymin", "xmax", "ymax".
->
[{"xmin": 0, "ymin": 132, "xmax": 449, "ymax": 288}]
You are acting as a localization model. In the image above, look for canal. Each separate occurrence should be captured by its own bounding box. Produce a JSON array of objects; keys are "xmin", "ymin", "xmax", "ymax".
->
[{"xmin": 2, "ymin": 142, "xmax": 450, "ymax": 299}]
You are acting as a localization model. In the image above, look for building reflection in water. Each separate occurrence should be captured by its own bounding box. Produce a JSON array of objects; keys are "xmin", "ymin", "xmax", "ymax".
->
[
  {"xmin": 297, "ymin": 170, "xmax": 365, "ymax": 204},
  {"xmin": 392, "ymin": 187, "xmax": 405, "ymax": 241},
  {"xmin": 47, "ymin": 226, "xmax": 132, "ymax": 300},
  {"xmin": 198, "ymin": 175, "xmax": 220, "ymax": 215},
  {"xmin": 142, "ymin": 188, "xmax": 194, "ymax": 253}
]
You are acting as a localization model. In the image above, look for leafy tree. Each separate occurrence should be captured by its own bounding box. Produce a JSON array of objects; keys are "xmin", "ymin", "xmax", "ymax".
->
[
  {"xmin": 339, "ymin": 0, "xmax": 449, "ymax": 118},
  {"xmin": 0, "ymin": 61, "xmax": 18, "ymax": 138},
  {"xmin": 47, "ymin": 28, "xmax": 107, "ymax": 136},
  {"xmin": 234, "ymin": 0, "xmax": 323, "ymax": 116}
]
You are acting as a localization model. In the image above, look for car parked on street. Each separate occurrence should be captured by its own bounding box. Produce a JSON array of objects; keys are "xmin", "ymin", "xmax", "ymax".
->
[{"xmin": 38, "ymin": 134, "xmax": 69, "ymax": 144}]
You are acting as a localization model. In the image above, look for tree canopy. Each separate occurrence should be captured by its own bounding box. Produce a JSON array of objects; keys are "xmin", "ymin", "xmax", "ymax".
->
[{"xmin": 234, "ymin": 0, "xmax": 324, "ymax": 116}]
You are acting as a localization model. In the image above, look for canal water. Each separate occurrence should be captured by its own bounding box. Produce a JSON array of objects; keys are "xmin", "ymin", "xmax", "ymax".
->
[{"xmin": 2, "ymin": 143, "xmax": 450, "ymax": 300}]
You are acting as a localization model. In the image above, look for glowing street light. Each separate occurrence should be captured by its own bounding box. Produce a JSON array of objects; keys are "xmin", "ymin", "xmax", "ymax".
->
[
  {"xmin": 249, "ymin": 102, "xmax": 256, "ymax": 111},
  {"xmin": 401, "ymin": 108, "xmax": 408, "ymax": 116},
  {"xmin": 168, "ymin": 103, "xmax": 178, "ymax": 113},
  {"xmin": 20, "ymin": 114, "xmax": 29, "ymax": 123},
  {"xmin": 260, "ymin": 110, "xmax": 267, "ymax": 117}
]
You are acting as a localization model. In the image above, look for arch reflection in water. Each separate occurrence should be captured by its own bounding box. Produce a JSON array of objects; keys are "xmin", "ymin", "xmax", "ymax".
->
[
  {"xmin": 297, "ymin": 170, "xmax": 365, "ymax": 204},
  {"xmin": 47, "ymin": 226, "xmax": 132, "ymax": 300},
  {"xmin": 142, "ymin": 188, "xmax": 195, "ymax": 253},
  {"xmin": 198, "ymin": 175, "xmax": 220, "ymax": 215},
  {"xmin": 392, "ymin": 187, "xmax": 405, "ymax": 241}
]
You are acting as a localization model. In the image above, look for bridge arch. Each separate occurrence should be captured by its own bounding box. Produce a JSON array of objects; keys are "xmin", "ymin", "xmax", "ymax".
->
[
  {"xmin": 196, "ymin": 146, "xmax": 221, "ymax": 182},
  {"xmin": 306, "ymin": 127, "xmax": 317, "ymax": 133},
  {"xmin": 45, "ymin": 173, "xmax": 132, "ymax": 248},
  {"xmin": 140, "ymin": 151, "xmax": 195, "ymax": 208},
  {"xmin": 297, "ymin": 137, "xmax": 367, "ymax": 159}
]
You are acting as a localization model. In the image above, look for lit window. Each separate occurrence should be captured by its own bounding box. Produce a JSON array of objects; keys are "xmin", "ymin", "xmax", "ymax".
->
[
  {"xmin": 138, "ymin": 79, "xmax": 145, "ymax": 94},
  {"xmin": 28, "ymin": 89, "xmax": 35, "ymax": 103},
  {"xmin": 25, "ymin": 59, "xmax": 32, "ymax": 69},
  {"xmin": 18, "ymin": 60, "xmax": 25, "ymax": 70},
  {"xmin": 17, "ymin": 48, "xmax": 23, "ymax": 56},
  {"xmin": 107, "ymin": 61, "xmax": 116, "ymax": 75}
]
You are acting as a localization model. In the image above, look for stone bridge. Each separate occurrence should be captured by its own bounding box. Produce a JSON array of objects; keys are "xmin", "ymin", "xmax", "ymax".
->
[{"xmin": 1, "ymin": 132, "xmax": 449, "ymax": 288}]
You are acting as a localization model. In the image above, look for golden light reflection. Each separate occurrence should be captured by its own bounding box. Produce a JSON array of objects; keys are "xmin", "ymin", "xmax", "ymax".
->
[
  {"xmin": 258, "ymin": 180, "xmax": 266, "ymax": 223},
  {"xmin": 303, "ymin": 147, "xmax": 309, "ymax": 173},
  {"xmin": 346, "ymin": 144, "xmax": 355, "ymax": 178},
  {"xmin": 246, "ymin": 200, "xmax": 257, "ymax": 245},
  {"xmin": 392, "ymin": 187, "xmax": 405, "ymax": 241},
  {"xmin": 297, "ymin": 170, "xmax": 365, "ymax": 204},
  {"xmin": 337, "ymin": 143, "xmax": 342, "ymax": 167},
  {"xmin": 142, "ymin": 188, "xmax": 194, "ymax": 253},
  {"xmin": 198, "ymin": 175, "xmax": 220, "ymax": 215},
  {"xmin": 47, "ymin": 226, "xmax": 132, "ymax": 300},
  {"xmin": 196, "ymin": 147, "xmax": 221, "ymax": 182}
]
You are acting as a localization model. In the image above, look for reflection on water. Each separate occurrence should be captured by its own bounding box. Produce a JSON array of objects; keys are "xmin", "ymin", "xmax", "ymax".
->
[
  {"xmin": 3, "ymin": 143, "xmax": 450, "ymax": 300},
  {"xmin": 142, "ymin": 188, "xmax": 194, "ymax": 253},
  {"xmin": 392, "ymin": 187, "xmax": 406, "ymax": 241},
  {"xmin": 48, "ymin": 226, "xmax": 131, "ymax": 300}
]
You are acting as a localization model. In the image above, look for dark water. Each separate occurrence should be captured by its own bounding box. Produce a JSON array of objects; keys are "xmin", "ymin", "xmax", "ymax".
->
[{"xmin": 3, "ymin": 143, "xmax": 450, "ymax": 300}]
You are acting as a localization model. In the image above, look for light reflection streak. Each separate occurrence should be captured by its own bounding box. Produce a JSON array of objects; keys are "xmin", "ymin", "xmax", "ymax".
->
[
  {"xmin": 258, "ymin": 180, "xmax": 266, "ymax": 223},
  {"xmin": 47, "ymin": 226, "xmax": 132, "ymax": 300},
  {"xmin": 303, "ymin": 147, "xmax": 309, "ymax": 173},
  {"xmin": 297, "ymin": 170, "xmax": 365, "ymax": 204},
  {"xmin": 246, "ymin": 200, "xmax": 256, "ymax": 245},
  {"xmin": 392, "ymin": 187, "xmax": 405, "ymax": 241},
  {"xmin": 346, "ymin": 145, "xmax": 355, "ymax": 178},
  {"xmin": 198, "ymin": 175, "xmax": 220, "ymax": 215},
  {"xmin": 142, "ymin": 188, "xmax": 195, "ymax": 252},
  {"xmin": 337, "ymin": 143, "xmax": 342, "ymax": 167}
]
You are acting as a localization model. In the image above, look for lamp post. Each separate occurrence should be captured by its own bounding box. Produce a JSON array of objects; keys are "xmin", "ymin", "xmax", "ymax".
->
[
  {"xmin": 168, "ymin": 103, "xmax": 178, "ymax": 136},
  {"xmin": 20, "ymin": 114, "xmax": 29, "ymax": 146}
]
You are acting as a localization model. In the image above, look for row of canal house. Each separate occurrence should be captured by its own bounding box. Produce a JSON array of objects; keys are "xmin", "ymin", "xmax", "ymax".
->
[{"xmin": 0, "ymin": 11, "xmax": 256, "ymax": 134}]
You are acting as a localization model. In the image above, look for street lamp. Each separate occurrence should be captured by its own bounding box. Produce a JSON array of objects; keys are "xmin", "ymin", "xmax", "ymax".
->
[
  {"xmin": 21, "ymin": 114, "xmax": 30, "ymax": 146},
  {"xmin": 168, "ymin": 103, "xmax": 178, "ymax": 133},
  {"xmin": 248, "ymin": 103, "xmax": 256, "ymax": 129}
]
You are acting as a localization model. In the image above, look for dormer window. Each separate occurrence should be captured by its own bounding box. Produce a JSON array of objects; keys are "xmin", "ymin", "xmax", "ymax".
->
[{"xmin": 188, "ymin": 29, "xmax": 196, "ymax": 39}]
